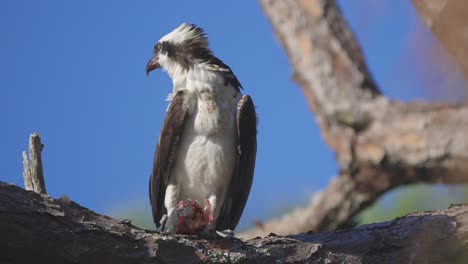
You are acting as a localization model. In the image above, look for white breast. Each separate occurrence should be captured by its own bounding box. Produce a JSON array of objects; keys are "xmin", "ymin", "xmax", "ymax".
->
[{"xmin": 169, "ymin": 66, "xmax": 240, "ymax": 216}]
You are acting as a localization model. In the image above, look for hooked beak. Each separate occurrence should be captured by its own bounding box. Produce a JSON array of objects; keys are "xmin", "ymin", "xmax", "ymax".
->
[{"xmin": 146, "ymin": 55, "xmax": 160, "ymax": 76}]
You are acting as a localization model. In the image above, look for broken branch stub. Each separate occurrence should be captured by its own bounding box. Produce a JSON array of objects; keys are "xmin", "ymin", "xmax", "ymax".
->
[{"xmin": 22, "ymin": 132, "xmax": 46, "ymax": 194}]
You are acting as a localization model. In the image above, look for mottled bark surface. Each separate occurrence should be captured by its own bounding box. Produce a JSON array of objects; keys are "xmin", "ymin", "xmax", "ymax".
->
[
  {"xmin": 240, "ymin": 0, "xmax": 468, "ymax": 238},
  {"xmin": 1, "ymin": 182, "xmax": 468, "ymax": 264}
]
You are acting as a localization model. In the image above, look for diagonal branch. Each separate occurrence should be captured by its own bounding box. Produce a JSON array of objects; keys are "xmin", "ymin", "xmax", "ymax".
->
[{"xmin": 240, "ymin": 0, "xmax": 468, "ymax": 238}]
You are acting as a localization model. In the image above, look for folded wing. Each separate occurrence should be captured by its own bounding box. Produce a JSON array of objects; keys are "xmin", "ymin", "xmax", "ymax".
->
[
  {"xmin": 149, "ymin": 91, "xmax": 189, "ymax": 228},
  {"xmin": 216, "ymin": 95, "xmax": 257, "ymax": 230}
]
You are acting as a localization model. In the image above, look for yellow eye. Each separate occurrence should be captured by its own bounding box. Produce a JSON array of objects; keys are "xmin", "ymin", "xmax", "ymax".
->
[{"xmin": 154, "ymin": 43, "xmax": 162, "ymax": 52}]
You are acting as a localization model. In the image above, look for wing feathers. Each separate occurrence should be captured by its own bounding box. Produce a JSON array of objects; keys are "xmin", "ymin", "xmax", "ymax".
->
[
  {"xmin": 149, "ymin": 91, "xmax": 189, "ymax": 227},
  {"xmin": 216, "ymin": 95, "xmax": 257, "ymax": 230}
]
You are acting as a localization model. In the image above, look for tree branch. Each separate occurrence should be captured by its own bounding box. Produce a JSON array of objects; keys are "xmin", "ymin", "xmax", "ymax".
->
[
  {"xmin": 1, "ymin": 182, "xmax": 468, "ymax": 263},
  {"xmin": 412, "ymin": 0, "xmax": 468, "ymax": 79},
  {"xmin": 240, "ymin": 0, "xmax": 468, "ymax": 238}
]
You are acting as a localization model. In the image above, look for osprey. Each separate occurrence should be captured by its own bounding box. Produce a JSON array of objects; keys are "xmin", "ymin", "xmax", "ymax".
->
[{"xmin": 146, "ymin": 23, "xmax": 256, "ymax": 233}]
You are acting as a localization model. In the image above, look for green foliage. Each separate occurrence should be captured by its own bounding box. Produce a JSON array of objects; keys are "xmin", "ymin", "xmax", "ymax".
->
[
  {"xmin": 358, "ymin": 184, "xmax": 468, "ymax": 224},
  {"xmin": 106, "ymin": 199, "xmax": 154, "ymax": 230}
]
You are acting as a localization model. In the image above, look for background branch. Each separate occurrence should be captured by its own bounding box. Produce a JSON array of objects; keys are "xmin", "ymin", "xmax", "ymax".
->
[
  {"xmin": 240, "ymin": 0, "xmax": 468, "ymax": 238},
  {"xmin": 412, "ymin": 0, "xmax": 468, "ymax": 79}
]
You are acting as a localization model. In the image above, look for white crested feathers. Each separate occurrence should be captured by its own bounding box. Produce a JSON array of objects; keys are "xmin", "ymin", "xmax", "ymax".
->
[{"xmin": 159, "ymin": 23, "xmax": 208, "ymax": 47}]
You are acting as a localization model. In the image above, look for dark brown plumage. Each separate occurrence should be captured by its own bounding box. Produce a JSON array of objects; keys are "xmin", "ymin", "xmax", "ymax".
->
[{"xmin": 149, "ymin": 91, "xmax": 189, "ymax": 228}]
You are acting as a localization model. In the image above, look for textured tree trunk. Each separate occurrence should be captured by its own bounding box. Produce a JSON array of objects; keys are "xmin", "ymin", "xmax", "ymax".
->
[
  {"xmin": 239, "ymin": 0, "xmax": 468, "ymax": 239},
  {"xmin": 1, "ymin": 182, "xmax": 467, "ymax": 263}
]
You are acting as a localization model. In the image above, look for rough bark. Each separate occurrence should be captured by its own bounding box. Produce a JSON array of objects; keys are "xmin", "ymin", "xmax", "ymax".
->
[
  {"xmin": 1, "ymin": 182, "xmax": 468, "ymax": 264},
  {"xmin": 22, "ymin": 132, "xmax": 46, "ymax": 194},
  {"xmin": 412, "ymin": 0, "xmax": 468, "ymax": 79},
  {"xmin": 240, "ymin": 0, "xmax": 468, "ymax": 238}
]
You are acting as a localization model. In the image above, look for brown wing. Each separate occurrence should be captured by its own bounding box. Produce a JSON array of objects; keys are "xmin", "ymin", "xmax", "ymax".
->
[
  {"xmin": 216, "ymin": 95, "xmax": 257, "ymax": 230},
  {"xmin": 149, "ymin": 91, "xmax": 189, "ymax": 228}
]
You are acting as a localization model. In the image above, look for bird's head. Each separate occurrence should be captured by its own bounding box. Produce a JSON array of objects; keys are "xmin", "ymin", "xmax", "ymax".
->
[{"xmin": 146, "ymin": 23, "xmax": 211, "ymax": 77}]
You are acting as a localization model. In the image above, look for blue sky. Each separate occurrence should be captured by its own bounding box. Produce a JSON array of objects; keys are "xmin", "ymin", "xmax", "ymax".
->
[{"xmin": 1, "ymin": 1, "xmax": 456, "ymax": 229}]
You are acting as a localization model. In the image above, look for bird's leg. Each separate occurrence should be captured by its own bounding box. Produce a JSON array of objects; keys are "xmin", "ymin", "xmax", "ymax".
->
[
  {"xmin": 205, "ymin": 194, "xmax": 219, "ymax": 228},
  {"xmin": 161, "ymin": 184, "xmax": 179, "ymax": 233},
  {"xmin": 165, "ymin": 184, "xmax": 179, "ymax": 217},
  {"xmin": 196, "ymin": 195, "xmax": 220, "ymax": 239},
  {"xmin": 159, "ymin": 214, "xmax": 168, "ymax": 231},
  {"xmin": 195, "ymin": 199, "xmax": 215, "ymax": 239},
  {"xmin": 206, "ymin": 194, "xmax": 236, "ymax": 239},
  {"xmin": 203, "ymin": 199, "xmax": 214, "ymax": 223}
]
